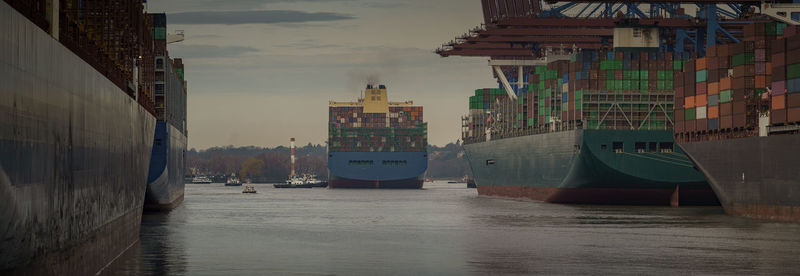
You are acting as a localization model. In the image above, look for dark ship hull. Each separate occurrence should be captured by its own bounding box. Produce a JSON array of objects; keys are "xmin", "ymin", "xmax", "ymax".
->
[
  {"xmin": 0, "ymin": 3, "xmax": 155, "ymax": 274},
  {"xmin": 680, "ymin": 135, "xmax": 800, "ymax": 222},
  {"xmin": 144, "ymin": 122, "xmax": 186, "ymax": 211},
  {"xmin": 465, "ymin": 129, "xmax": 718, "ymax": 205}
]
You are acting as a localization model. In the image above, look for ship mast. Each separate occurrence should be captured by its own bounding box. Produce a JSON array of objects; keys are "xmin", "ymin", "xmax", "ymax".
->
[{"xmin": 290, "ymin": 137, "xmax": 296, "ymax": 178}]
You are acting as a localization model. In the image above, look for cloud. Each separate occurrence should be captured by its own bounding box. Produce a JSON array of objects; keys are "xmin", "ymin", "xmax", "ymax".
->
[
  {"xmin": 168, "ymin": 44, "xmax": 260, "ymax": 58},
  {"xmin": 167, "ymin": 10, "xmax": 354, "ymax": 25}
]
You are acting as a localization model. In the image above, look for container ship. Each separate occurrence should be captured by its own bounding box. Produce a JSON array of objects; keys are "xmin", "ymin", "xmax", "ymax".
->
[
  {"xmin": 144, "ymin": 14, "xmax": 188, "ymax": 211},
  {"xmin": 674, "ymin": 22, "xmax": 800, "ymax": 222},
  {"xmin": 459, "ymin": 49, "xmax": 717, "ymax": 205},
  {"xmin": 327, "ymin": 84, "xmax": 428, "ymax": 189},
  {"xmin": 439, "ymin": 4, "xmax": 720, "ymax": 205},
  {"xmin": 0, "ymin": 1, "xmax": 183, "ymax": 274}
]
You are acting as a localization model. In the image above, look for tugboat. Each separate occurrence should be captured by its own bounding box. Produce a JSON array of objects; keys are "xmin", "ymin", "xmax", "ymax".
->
[
  {"xmin": 274, "ymin": 175, "xmax": 314, "ymax": 189},
  {"xmin": 191, "ymin": 176, "xmax": 213, "ymax": 184},
  {"xmin": 307, "ymin": 174, "xmax": 328, "ymax": 188},
  {"xmin": 225, "ymin": 174, "xmax": 243, "ymax": 186},
  {"xmin": 242, "ymin": 185, "xmax": 257, "ymax": 194}
]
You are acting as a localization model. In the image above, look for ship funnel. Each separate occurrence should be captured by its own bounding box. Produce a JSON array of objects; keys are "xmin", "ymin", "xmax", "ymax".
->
[{"xmin": 290, "ymin": 138, "xmax": 296, "ymax": 177}]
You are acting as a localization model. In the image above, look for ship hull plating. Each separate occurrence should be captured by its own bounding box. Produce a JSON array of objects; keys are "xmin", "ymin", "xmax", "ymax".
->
[
  {"xmin": 327, "ymin": 151, "xmax": 427, "ymax": 189},
  {"xmin": 680, "ymin": 135, "xmax": 800, "ymax": 222},
  {"xmin": 0, "ymin": 3, "xmax": 156, "ymax": 274},
  {"xmin": 144, "ymin": 122, "xmax": 187, "ymax": 211},
  {"xmin": 465, "ymin": 129, "xmax": 717, "ymax": 205}
]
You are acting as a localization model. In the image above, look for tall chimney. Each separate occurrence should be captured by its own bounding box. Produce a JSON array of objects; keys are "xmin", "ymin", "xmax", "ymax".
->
[{"xmin": 290, "ymin": 138, "xmax": 296, "ymax": 177}]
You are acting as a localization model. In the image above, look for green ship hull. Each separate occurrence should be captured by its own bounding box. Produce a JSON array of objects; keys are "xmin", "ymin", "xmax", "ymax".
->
[{"xmin": 465, "ymin": 129, "xmax": 718, "ymax": 205}]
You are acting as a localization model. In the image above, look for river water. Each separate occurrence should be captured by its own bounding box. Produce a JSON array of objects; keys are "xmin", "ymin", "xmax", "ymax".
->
[{"xmin": 104, "ymin": 182, "xmax": 800, "ymax": 275}]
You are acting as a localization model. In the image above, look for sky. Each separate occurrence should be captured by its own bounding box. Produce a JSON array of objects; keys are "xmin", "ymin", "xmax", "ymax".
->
[{"xmin": 147, "ymin": 0, "xmax": 496, "ymax": 149}]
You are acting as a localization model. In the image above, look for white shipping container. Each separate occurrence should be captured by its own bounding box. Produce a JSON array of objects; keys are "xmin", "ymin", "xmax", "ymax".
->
[{"xmin": 696, "ymin": 106, "xmax": 707, "ymax": 119}]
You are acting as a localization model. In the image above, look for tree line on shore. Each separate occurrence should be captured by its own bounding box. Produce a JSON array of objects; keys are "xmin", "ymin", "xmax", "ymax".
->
[{"xmin": 186, "ymin": 142, "xmax": 471, "ymax": 182}]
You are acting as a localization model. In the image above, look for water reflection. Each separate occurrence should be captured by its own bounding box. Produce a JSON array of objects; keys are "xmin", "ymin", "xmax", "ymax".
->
[{"xmin": 103, "ymin": 183, "xmax": 800, "ymax": 275}]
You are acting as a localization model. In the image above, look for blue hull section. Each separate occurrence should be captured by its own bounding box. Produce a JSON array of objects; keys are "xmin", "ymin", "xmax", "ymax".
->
[
  {"xmin": 144, "ymin": 122, "xmax": 186, "ymax": 211},
  {"xmin": 327, "ymin": 152, "xmax": 427, "ymax": 189}
]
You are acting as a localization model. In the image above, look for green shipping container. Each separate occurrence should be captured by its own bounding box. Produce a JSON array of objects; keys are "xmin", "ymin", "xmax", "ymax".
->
[
  {"xmin": 731, "ymin": 53, "xmax": 755, "ymax": 67},
  {"xmin": 673, "ymin": 60, "xmax": 684, "ymax": 71},
  {"xmin": 787, "ymin": 63, "xmax": 800, "ymax": 80},
  {"xmin": 720, "ymin": 90, "xmax": 732, "ymax": 102},
  {"xmin": 640, "ymin": 70, "xmax": 649, "ymax": 80},
  {"xmin": 685, "ymin": 108, "xmax": 696, "ymax": 121},
  {"xmin": 696, "ymin": 70, "xmax": 708, "ymax": 83},
  {"xmin": 154, "ymin": 27, "xmax": 166, "ymax": 40}
]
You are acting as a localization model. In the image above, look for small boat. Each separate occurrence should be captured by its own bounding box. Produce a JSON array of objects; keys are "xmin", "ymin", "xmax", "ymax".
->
[
  {"xmin": 191, "ymin": 176, "xmax": 212, "ymax": 184},
  {"xmin": 242, "ymin": 185, "xmax": 257, "ymax": 194},
  {"xmin": 274, "ymin": 175, "xmax": 314, "ymax": 188},
  {"xmin": 225, "ymin": 174, "xmax": 243, "ymax": 186},
  {"xmin": 306, "ymin": 174, "xmax": 328, "ymax": 188}
]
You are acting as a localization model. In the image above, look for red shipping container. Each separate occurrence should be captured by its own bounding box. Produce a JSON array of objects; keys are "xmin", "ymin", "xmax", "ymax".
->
[
  {"xmin": 774, "ymin": 67, "xmax": 787, "ymax": 81},
  {"xmin": 720, "ymin": 77, "xmax": 732, "ymax": 90},
  {"xmin": 789, "ymin": 93, "xmax": 800, "ymax": 108},
  {"xmin": 686, "ymin": 120, "xmax": 696, "ymax": 132},
  {"xmin": 787, "ymin": 53, "xmax": 800, "ymax": 65},
  {"xmin": 773, "ymin": 53, "xmax": 786, "ymax": 67},
  {"xmin": 707, "ymin": 45, "xmax": 717, "ymax": 57},
  {"xmin": 720, "ymin": 103, "xmax": 732, "ymax": 116},
  {"xmin": 788, "ymin": 35, "xmax": 800, "ymax": 51},
  {"xmin": 721, "ymin": 115, "xmax": 733, "ymax": 129},
  {"xmin": 676, "ymin": 86, "xmax": 684, "ymax": 98},
  {"xmin": 718, "ymin": 44, "xmax": 730, "ymax": 57},
  {"xmin": 733, "ymin": 101, "xmax": 746, "ymax": 114},
  {"xmin": 696, "ymin": 119, "xmax": 708, "ymax": 131},
  {"xmin": 789, "ymin": 107, "xmax": 800, "ymax": 123},
  {"xmin": 733, "ymin": 114, "xmax": 746, "ymax": 128},
  {"xmin": 773, "ymin": 94, "xmax": 787, "ymax": 109},
  {"xmin": 675, "ymin": 108, "xmax": 685, "ymax": 121},
  {"xmin": 772, "ymin": 38, "xmax": 786, "ymax": 53},
  {"xmin": 696, "ymin": 82, "xmax": 707, "ymax": 94},
  {"xmin": 772, "ymin": 109, "xmax": 788, "ymax": 124},
  {"xmin": 676, "ymin": 97, "xmax": 685, "ymax": 107},
  {"xmin": 675, "ymin": 121, "xmax": 685, "ymax": 133}
]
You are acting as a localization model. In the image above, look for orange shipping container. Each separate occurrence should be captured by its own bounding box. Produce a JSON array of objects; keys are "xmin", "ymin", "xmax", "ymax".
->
[
  {"xmin": 755, "ymin": 75, "xmax": 767, "ymax": 88},
  {"xmin": 720, "ymin": 77, "xmax": 732, "ymax": 91},
  {"xmin": 766, "ymin": 62, "xmax": 772, "ymax": 75},
  {"xmin": 696, "ymin": 95, "xmax": 708, "ymax": 106},
  {"xmin": 696, "ymin": 57, "xmax": 708, "ymax": 70},
  {"xmin": 773, "ymin": 95, "xmax": 787, "ymax": 110},
  {"xmin": 708, "ymin": 105, "xmax": 720, "ymax": 118},
  {"xmin": 685, "ymin": 96, "xmax": 695, "ymax": 108},
  {"xmin": 708, "ymin": 82, "xmax": 720, "ymax": 95}
]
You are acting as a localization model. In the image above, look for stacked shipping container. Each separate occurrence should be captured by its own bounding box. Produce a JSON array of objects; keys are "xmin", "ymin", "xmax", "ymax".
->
[
  {"xmin": 463, "ymin": 50, "xmax": 681, "ymax": 143},
  {"xmin": 771, "ymin": 25, "xmax": 800, "ymax": 125},
  {"xmin": 674, "ymin": 22, "xmax": 799, "ymax": 142},
  {"xmin": 329, "ymin": 106, "xmax": 427, "ymax": 152}
]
